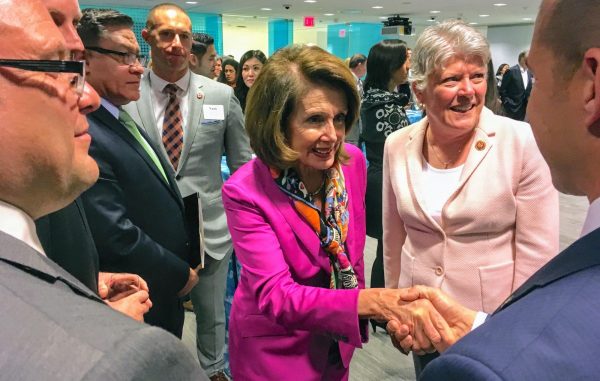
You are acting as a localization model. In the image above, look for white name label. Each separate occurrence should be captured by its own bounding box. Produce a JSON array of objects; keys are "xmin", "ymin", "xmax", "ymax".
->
[{"xmin": 202, "ymin": 104, "xmax": 225, "ymax": 120}]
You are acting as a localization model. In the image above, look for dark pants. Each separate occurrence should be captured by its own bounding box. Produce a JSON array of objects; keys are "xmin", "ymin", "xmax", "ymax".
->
[{"xmin": 370, "ymin": 238, "xmax": 384, "ymax": 288}]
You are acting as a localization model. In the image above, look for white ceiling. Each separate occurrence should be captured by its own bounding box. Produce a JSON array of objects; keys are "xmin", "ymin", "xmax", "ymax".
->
[{"xmin": 79, "ymin": 0, "xmax": 541, "ymax": 28}]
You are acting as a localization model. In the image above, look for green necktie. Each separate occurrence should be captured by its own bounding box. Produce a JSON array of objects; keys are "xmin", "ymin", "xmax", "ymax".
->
[{"xmin": 118, "ymin": 109, "xmax": 169, "ymax": 183}]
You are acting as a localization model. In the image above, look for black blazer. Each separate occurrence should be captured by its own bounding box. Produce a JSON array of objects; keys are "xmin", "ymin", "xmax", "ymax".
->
[
  {"xmin": 36, "ymin": 198, "xmax": 99, "ymax": 292},
  {"xmin": 499, "ymin": 65, "xmax": 533, "ymax": 120},
  {"xmin": 81, "ymin": 105, "xmax": 192, "ymax": 337}
]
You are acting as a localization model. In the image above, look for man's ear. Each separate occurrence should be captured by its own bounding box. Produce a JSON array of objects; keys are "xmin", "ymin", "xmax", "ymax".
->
[
  {"xmin": 141, "ymin": 29, "xmax": 150, "ymax": 43},
  {"xmin": 189, "ymin": 53, "xmax": 198, "ymax": 68},
  {"xmin": 582, "ymin": 48, "xmax": 600, "ymax": 135}
]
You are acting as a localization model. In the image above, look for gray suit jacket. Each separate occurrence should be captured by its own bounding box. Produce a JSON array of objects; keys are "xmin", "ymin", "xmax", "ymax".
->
[
  {"xmin": 0, "ymin": 230, "xmax": 207, "ymax": 380},
  {"xmin": 123, "ymin": 71, "xmax": 252, "ymax": 260}
]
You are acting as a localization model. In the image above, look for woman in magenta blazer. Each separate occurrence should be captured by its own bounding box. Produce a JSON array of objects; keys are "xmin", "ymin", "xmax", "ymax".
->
[{"xmin": 222, "ymin": 45, "xmax": 444, "ymax": 380}]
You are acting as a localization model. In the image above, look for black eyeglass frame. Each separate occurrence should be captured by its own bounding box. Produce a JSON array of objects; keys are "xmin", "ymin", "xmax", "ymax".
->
[
  {"xmin": 0, "ymin": 59, "xmax": 85, "ymax": 96},
  {"xmin": 86, "ymin": 46, "xmax": 146, "ymax": 66}
]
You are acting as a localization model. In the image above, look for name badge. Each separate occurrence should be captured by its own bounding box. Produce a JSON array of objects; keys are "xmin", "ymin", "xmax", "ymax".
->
[{"xmin": 202, "ymin": 104, "xmax": 225, "ymax": 120}]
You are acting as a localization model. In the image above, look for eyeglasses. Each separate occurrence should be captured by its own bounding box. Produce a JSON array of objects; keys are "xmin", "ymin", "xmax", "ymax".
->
[
  {"xmin": 86, "ymin": 46, "xmax": 147, "ymax": 66},
  {"xmin": 0, "ymin": 59, "xmax": 85, "ymax": 97}
]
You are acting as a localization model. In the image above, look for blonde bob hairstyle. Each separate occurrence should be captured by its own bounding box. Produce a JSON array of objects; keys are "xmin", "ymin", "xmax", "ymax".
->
[
  {"xmin": 245, "ymin": 44, "xmax": 360, "ymax": 171},
  {"xmin": 411, "ymin": 19, "xmax": 490, "ymax": 92}
]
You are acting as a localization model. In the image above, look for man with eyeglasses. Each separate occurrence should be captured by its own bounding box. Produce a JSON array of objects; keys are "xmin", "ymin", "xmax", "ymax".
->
[
  {"xmin": 123, "ymin": 4, "xmax": 251, "ymax": 380},
  {"xmin": 35, "ymin": 0, "xmax": 153, "ymax": 323},
  {"xmin": 76, "ymin": 8, "xmax": 199, "ymax": 339},
  {"xmin": 0, "ymin": 0, "xmax": 206, "ymax": 378}
]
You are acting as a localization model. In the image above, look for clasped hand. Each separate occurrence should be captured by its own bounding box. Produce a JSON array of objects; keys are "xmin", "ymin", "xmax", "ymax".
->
[
  {"xmin": 98, "ymin": 272, "xmax": 152, "ymax": 322},
  {"xmin": 381, "ymin": 286, "xmax": 476, "ymax": 355}
]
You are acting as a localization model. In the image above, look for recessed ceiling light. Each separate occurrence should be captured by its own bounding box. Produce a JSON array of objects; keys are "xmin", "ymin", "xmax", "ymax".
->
[
  {"xmin": 324, "ymin": 13, "xmax": 334, "ymax": 16},
  {"xmin": 304, "ymin": 0, "xmax": 317, "ymax": 2},
  {"xmin": 430, "ymin": 10, "xmax": 440, "ymax": 14},
  {"xmin": 185, "ymin": 1, "xmax": 198, "ymax": 4},
  {"xmin": 427, "ymin": 18, "xmax": 436, "ymax": 22},
  {"xmin": 469, "ymin": 22, "xmax": 479, "ymax": 25},
  {"xmin": 260, "ymin": 7, "xmax": 271, "ymax": 11},
  {"xmin": 493, "ymin": 3, "xmax": 508, "ymax": 6},
  {"xmin": 522, "ymin": 17, "xmax": 533, "ymax": 21},
  {"xmin": 372, "ymin": 6, "xmax": 383, "ymax": 9},
  {"xmin": 379, "ymin": 16, "xmax": 387, "ymax": 19},
  {"xmin": 479, "ymin": 14, "xmax": 490, "ymax": 17}
]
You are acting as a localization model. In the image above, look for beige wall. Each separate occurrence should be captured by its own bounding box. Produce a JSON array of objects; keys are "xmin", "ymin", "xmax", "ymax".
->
[{"xmin": 222, "ymin": 16, "xmax": 269, "ymax": 61}]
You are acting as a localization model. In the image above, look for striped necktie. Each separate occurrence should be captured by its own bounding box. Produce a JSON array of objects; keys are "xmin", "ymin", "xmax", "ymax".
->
[{"xmin": 162, "ymin": 83, "xmax": 184, "ymax": 170}]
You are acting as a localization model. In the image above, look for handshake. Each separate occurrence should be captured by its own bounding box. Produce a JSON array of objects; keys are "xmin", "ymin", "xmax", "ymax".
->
[{"xmin": 361, "ymin": 286, "xmax": 478, "ymax": 355}]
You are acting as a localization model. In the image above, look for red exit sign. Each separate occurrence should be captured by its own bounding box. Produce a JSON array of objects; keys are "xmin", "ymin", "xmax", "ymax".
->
[{"xmin": 304, "ymin": 16, "xmax": 315, "ymax": 27}]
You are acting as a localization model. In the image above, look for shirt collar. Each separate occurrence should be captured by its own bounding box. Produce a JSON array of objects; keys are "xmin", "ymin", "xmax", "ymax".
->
[
  {"xmin": 581, "ymin": 197, "xmax": 600, "ymax": 237},
  {"xmin": 519, "ymin": 64, "xmax": 527, "ymax": 73},
  {"xmin": 100, "ymin": 98, "xmax": 119, "ymax": 119},
  {"xmin": 149, "ymin": 69, "xmax": 191, "ymax": 96},
  {"xmin": 0, "ymin": 200, "xmax": 45, "ymax": 256}
]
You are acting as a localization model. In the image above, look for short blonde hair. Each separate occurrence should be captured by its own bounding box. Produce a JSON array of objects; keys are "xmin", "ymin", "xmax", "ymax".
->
[
  {"xmin": 245, "ymin": 44, "xmax": 359, "ymax": 170},
  {"xmin": 412, "ymin": 20, "xmax": 490, "ymax": 91}
]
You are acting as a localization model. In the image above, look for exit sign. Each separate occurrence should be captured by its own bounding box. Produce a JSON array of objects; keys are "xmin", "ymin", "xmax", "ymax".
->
[{"xmin": 304, "ymin": 16, "xmax": 315, "ymax": 27}]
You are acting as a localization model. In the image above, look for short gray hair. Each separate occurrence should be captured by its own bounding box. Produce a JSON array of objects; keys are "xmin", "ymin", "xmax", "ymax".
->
[{"xmin": 412, "ymin": 20, "xmax": 490, "ymax": 91}]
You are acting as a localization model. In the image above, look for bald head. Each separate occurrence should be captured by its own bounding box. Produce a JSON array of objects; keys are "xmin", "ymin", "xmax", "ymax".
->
[
  {"xmin": 538, "ymin": 0, "xmax": 600, "ymax": 79},
  {"xmin": 146, "ymin": 2, "xmax": 189, "ymax": 30}
]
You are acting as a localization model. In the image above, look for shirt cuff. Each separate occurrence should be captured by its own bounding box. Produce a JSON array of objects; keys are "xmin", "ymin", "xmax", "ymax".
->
[{"xmin": 471, "ymin": 311, "xmax": 488, "ymax": 331}]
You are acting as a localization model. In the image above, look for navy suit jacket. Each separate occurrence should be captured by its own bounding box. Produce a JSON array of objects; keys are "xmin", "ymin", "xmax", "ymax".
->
[
  {"xmin": 421, "ymin": 228, "xmax": 600, "ymax": 380},
  {"xmin": 81, "ymin": 105, "xmax": 192, "ymax": 337},
  {"xmin": 499, "ymin": 65, "xmax": 533, "ymax": 120},
  {"xmin": 35, "ymin": 198, "xmax": 99, "ymax": 292}
]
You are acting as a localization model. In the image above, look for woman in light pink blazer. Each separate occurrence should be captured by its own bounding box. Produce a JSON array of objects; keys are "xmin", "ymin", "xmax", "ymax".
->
[
  {"xmin": 223, "ymin": 45, "xmax": 445, "ymax": 381},
  {"xmin": 382, "ymin": 21, "xmax": 559, "ymax": 375}
]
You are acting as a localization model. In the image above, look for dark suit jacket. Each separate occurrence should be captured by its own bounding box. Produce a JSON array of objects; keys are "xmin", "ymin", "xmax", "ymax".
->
[
  {"xmin": 499, "ymin": 65, "xmax": 533, "ymax": 121},
  {"xmin": 35, "ymin": 198, "xmax": 99, "ymax": 292},
  {"xmin": 0, "ymin": 230, "xmax": 207, "ymax": 380},
  {"xmin": 421, "ymin": 228, "xmax": 600, "ymax": 380},
  {"xmin": 81, "ymin": 105, "xmax": 192, "ymax": 337}
]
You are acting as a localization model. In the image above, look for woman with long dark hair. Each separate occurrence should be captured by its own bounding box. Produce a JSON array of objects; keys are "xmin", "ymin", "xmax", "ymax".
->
[
  {"xmin": 218, "ymin": 57, "xmax": 239, "ymax": 89},
  {"xmin": 234, "ymin": 49, "xmax": 267, "ymax": 112},
  {"xmin": 360, "ymin": 39, "xmax": 411, "ymax": 332}
]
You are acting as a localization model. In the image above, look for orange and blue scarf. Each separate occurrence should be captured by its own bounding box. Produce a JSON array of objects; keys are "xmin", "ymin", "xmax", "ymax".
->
[{"xmin": 272, "ymin": 165, "xmax": 358, "ymax": 289}]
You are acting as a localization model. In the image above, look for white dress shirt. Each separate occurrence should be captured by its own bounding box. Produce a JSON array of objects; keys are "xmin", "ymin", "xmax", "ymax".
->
[
  {"xmin": 0, "ymin": 200, "xmax": 45, "ymax": 256},
  {"xmin": 148, "ymin": 70, "xmax": 191, "ymax": 136},
  {"xmin": 519, "ymin": 64, "xmax": 529, "ymax": 89}
]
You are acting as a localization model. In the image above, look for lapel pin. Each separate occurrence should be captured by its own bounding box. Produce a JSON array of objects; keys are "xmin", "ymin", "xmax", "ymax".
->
[
  {"xmin": 196, "ymin": 90, "xmax": 204, "ymax": 100},
  {"xmin": 475, "ymin": 140, "xmax": 486, "ymax": 151}
]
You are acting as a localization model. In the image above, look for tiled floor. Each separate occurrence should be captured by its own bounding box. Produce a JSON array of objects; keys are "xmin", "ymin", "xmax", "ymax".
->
[{"xmin": 182, "ymin": 193, "xmax": 589, "ymax": 380}]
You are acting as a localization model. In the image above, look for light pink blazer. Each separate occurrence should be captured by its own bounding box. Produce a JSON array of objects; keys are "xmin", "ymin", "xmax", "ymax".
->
[
  {"xmin": 383, "ymin": 108, "xmax": 559, "ymax": 313},
  {"xmin": 222, "ymin": 144, "xmax": 367, "ymax": 380}
]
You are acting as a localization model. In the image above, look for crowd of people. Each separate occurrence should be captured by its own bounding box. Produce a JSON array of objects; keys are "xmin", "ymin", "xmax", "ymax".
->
[{"xmin": 2, "ymin": 0, "xmax": 600, "ymax": 380}]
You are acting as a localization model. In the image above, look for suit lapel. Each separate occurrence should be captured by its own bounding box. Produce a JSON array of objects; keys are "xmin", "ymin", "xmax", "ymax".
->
[
  {"xmin": 0, "ymin": 231, "xmax": 101, "ymax": 301},
  {"xmin": 496, "ymin": 228, "xmax": 600, "ymax": 313},
  {"xmin": 179, "ymin": 74, "xmax": 205, "ymax": 173},
  {"xmin": 454, "ymin": 108, "xmax": 495, "ymax": 195},
  {"xmin": 255, "ymin": 160, "xmax": 324, "ymax": 266},
  {"xmin": 134, "ymin": 74, "xmax": 162, "ymax": 147},
  {"xmin": 405, "ymin": 119, "xmax": 444, "ymax": 231},
  {"xmin": 92, "ymin": 106, "xmax": 183, "ymax": 209}
]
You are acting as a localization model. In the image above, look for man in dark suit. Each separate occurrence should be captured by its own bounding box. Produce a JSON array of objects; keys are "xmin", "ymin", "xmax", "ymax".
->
[
  {"xmin": 0, "ymin": 1, "xmax": 206, "ymax": 378},
  {"xmin": 387, "ymin": 1, "xmax": 600, "ymax": 379},
  {"xmin": 77, "ymin": 8, "xmax": 200, "ymax": 338},
  {"xmin": 500, "ymin": 50, "xmax": 533, "ymax": 121},
  {"xmin": 123, "ymin": 4, "xmax": 252, "ymax": 379}
]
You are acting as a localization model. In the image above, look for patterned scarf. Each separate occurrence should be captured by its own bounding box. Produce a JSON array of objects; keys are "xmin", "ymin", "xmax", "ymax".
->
[{"xmin": 272, "ymin": 165, "xmax": 358, "ymax": 289}]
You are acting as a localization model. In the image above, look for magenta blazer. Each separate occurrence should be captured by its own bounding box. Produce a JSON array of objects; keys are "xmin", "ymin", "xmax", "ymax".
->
[{"xmin": 222, "ymin": 144, "xmax": 368, "ymax": 380}]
